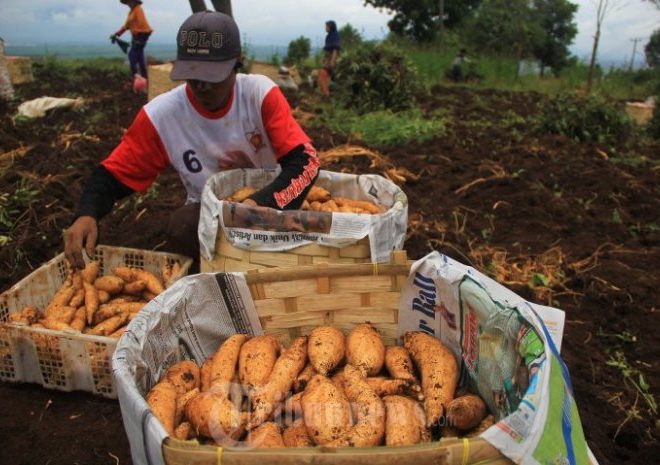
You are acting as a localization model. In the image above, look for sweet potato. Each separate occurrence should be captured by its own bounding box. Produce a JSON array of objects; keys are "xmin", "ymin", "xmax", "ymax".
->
[
  {"xmin": 112, "ymin": 266, "xmax": 138, "ymax": 283},
  {"xmin": 384, "ymin": 346, "xmax": 416, "ymax": 382},
  {"xmin": 301, "ymin": 374, "xmax": 352, "ymax": 445},
  {"xmin": 278, "ymin": 391, "xmax": 303, "ymax": 419},
  {"xmin": 200, "ymin": 357, "xmax": 212, "ymax": 392},
  {"xmin": 403, "ymin": 331, "xmax": 458, "ymax": 427},
  {"xmin": 143, "ymin": 291, "xmax": 158, "ymax": 301},
  {"xmin": 123, "ymin": 280, "xmax": 146, "ymax": 295},
  {"xmin": 365, "ymin": 377, "xmax": 410, "ymax": 397},
  {"xmin": 89, "ymin": 312, "xmax": 129, "ymax": 336},
  {"xmin": 48, "ymin": 285, "xmax": 75, "ymax": 310},
  {"xmin": 227, "ymin": 186, "xmax": 258, "ymax": 202},
  {"xmin": 69, "ymin": 287, "xmax": 85, "ymax": 308},
  {"xmin": 165, "ymin": 360, "xmax": 200, "ymax": 394},
  {"xmin": 248, "ymin": 336, "xmax": 308, "ymax": 430},
  {"xmin": 446, "ymin": 394, "xmax": 487, "ymax": 430},
  {"xmin": 70, "ymin": 307, "xmax": 86, "ymax": 331},
  {"xmin": 110, "ymin": 326, "xmax": 127, "ymax": 339},
  {"xmin": 46, "ymin": 305, "xmax": 77, "ymax": 324},
  {"xmin": 383, "ymin": 395, "xmax": 429, "ymax": 446},
  {"xmin": 175, "ymin": 388, "xmax": 200, "ymax": 426},
  {"xmin": 19, "ymin": 306, "xmax": 39, "ymax": 325},
  {"xmin": 83, "ymin": 281, "xmax": 99, "ymax": 325},
  {"xmin": 308, "ymin": 326, "xmax": 345, "ymax": 375},
  {"xmin": 146, "ymin": 378, "xmax": 178, "ymax": 436},
  {"xmin": 81, "ymin": 261, "xmax": 100, "ymax": 284},
  {"xmin": 293, "ymin": 363, "xmax": 317, "ymax": 393},
  {"xmin": 238, "ymin": 335, "xmax": 281, "ymax": 389},
  {"xmin": 185, "ymin": 391, "xmax": 246, "ymax": 442},
  {"xmin": 319, "ymin": 199, "xmax": 339, "ymax": 213},
  {"xmin": 134, "ymin": 269, "xmax": 164, "ymax": 295},
  {"xmin": 334, "ymin": 198, "xmax": 382, "ymax": 214},
  {"xmin": 305, "ymin": 185, "xmax": 331, "ymax": 202},
  {"xmin": 345, "ymin": 323, "xmax": 385, "ymax": 376},
  {"xmin": 282, "ymin": 418, "xmax": 313, "ymax": 447},
  {"xmin": 309, "ymin": 201, "xmax": 322, "ymax": 211},
  {"xmin": 97, "ymin": 290, "xmax": 110, "ymax": 304},
  {"xmin": 94, "ymin": 276, "xmax": 124, "ymax": 295},
  {"xmin": 93, "ymin": 304, "xmax": 124, "ymax": 325},
  {"xmin": 173, "ymin": 421, "xmax": 194, "ymax": 440},
  {"xmin": 329, "ymin": 364, "xmax": 385, "ymax": 447},
  {"xmin": 246, "ymin": 422, "xmax": 285, "ymax": 448},
  {"xmin": 209, "ymin": 334, "xmax": 249, "ymax": 396}
]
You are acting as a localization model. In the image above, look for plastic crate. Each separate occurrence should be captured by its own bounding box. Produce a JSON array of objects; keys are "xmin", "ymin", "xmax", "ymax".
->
[{"xmin": 0, "ymin": 245, "xmax": 192, "ymax": 398}]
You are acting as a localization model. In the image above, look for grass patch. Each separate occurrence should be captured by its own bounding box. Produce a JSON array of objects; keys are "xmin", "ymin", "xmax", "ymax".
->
[{"xmin": 315, "ymin": 106, "xmax": 447, "ymax": 147}]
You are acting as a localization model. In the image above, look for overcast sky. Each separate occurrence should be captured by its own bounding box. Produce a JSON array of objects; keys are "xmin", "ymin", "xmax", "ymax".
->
[{"xmin": 1, "ymin": 0, "xmax": 658, "ymax": 66}]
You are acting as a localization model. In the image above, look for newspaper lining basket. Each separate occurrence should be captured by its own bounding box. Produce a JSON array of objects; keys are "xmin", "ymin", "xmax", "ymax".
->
[
  {"xmin": 201, "ymin": 232, "xmax": 372, "ymax": 273},
  {"xmin": 0, "ymin": 245, "xmax": 192, "ymax": 398},
  {"xmin": 162, "ymin": 250, "xmax": 512, "ymax": 465}
]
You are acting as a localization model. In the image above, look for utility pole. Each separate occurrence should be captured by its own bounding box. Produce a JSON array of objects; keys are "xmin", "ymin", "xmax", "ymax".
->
[
  {"xmin": 628, "ymin": 37, "xmax": 643, "ymax": 71},
  {"xmin": 438, "ymin": 0, "xmax": 445, "ymax": 37}
]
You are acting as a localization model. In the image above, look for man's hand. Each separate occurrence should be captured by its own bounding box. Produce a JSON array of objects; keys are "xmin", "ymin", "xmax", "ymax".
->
[
  {"xmin": 63, "ymin": 216, "xmax": 98, "ymax": 270},
  {"xmin": 242, "ymin": 198, "xmax": 257, "ymax": 207}
]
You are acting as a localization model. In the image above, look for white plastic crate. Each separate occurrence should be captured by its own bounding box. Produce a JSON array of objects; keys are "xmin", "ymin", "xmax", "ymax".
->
[{"xmin": 0, "ymin": 245, "xmax": 192, "ymax": 398}]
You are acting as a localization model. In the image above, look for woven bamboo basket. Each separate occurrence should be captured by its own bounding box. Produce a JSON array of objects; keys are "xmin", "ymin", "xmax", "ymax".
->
[
  {"xmin": 6, "ymin": 56, "xmax": 34, "ymax": 84},
  {"xmin": 163, "ymin": 250, "xmax": 513, "ymax": 464},
  {"xmin": 200, "ymin": 233, "xmax": 372, "ymax": 273},
  {"xmin": 147, "ymin": 62, "xmax": 178, "ymax": 101},
  {"xmin": 0, "ymin": 245, "xmax": 192, "ymax": 398}
]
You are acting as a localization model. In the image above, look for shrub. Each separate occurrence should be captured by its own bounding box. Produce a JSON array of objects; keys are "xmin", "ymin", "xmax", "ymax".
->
[
  {"xmin": 334, "ymin": 42, "xmax": 426, "ymax": 114},
  {"xmin": 536, "ymin": 91, "xmax": 633, "ymax": 145}
]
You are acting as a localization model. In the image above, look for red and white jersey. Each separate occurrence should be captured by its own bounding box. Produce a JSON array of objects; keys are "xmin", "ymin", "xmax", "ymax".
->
[{"xmin": 102, "ymin": 73, "xmax": 311, "ymax": 202}]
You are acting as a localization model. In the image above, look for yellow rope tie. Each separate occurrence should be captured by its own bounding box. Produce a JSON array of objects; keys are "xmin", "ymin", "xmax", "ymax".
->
[
  {"xmin": 372, "ymin": 261, "xmax": 379, "ymax": 276},
  {"xmin": 216, "ymin": 446, "xmax": 223, "ymax": 465},
  {"xmin": 461, "ymin": 438, "xmax": 470, "ymax": 465}
]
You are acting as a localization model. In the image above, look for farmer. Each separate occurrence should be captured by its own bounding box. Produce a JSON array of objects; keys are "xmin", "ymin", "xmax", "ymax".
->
[
  {"xmin": 318, "ymin": 20, "xmax": 340, "ymax": 96},
  {"xmin": 449, "ymin": 48, "xmax": 470, "ymax": 82},
  {"xmin": 64, "ymin": 11, "xmax": 319, "ymax": 269},
  {"xmin": 111, "ymin": 0, "xmax": 153, "ymax": 80}
]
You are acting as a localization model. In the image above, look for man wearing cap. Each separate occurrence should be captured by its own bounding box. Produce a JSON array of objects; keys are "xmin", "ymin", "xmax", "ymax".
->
[{"xmin": 63, "ymin": 11, "xmax": 320, "ymax": 269}]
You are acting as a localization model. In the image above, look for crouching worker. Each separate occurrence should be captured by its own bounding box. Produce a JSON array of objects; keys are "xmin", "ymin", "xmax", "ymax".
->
[{"xmin": 64, "ymin": 11, "xmax": 319, "ymax": 270}]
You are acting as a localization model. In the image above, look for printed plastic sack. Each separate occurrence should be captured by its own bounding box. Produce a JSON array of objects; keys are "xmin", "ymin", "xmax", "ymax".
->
[{"xmin": 398, "ymin": 252, "xmax": 599, "ymax": 465}]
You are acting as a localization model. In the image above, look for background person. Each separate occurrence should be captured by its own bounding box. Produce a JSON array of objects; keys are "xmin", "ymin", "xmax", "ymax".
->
[
  {"xmin": 318, "ymin": 20, "xmax": 340, "ymax": 96},
  {"xmin": 64, "ymin": 11, "xmax": 319, "ymax": 270},
  {"xmin": 111, "ymin": 0, "xmax": 153, "ymax": 80},
  {"xmin": 449, "ymin": 48, "xmax": 470, "ymax": 82}
]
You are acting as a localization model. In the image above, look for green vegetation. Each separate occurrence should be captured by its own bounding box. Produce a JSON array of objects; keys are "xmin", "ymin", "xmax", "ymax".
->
[
  {"xmin": 535, "ymin": 91, "xmax": 633, "ymax": 145},
  {"xmin": 285, "ymin": 36, "xmax": 311, "ymax": 66},
  {"xmin": 334, "ymin": 42, "xmax": 426, "ymax": 114},
  {"xmin": 312, "ymin": 106, "xmax": 446, "ymax": 146}
]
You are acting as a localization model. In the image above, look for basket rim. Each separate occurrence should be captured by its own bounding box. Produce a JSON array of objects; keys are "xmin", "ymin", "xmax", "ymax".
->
[{"xmin": 163, "ymin": 435, "xmax": 505, "ymax": 457}]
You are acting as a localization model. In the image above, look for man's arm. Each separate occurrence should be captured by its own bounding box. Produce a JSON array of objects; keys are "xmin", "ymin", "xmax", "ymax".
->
[
  {"xmin": 65, "ymin": 107, "xmax": 169, "ymax": 268},
  {"xmin": 249, "ymin": 143, "xmax": 319, "ymax": 209},
  {"xmin": 251, "ymin": 84, "xmax": 320, "ymax": 209}
]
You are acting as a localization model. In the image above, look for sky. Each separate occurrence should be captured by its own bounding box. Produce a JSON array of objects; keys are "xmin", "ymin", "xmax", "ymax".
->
[{"xmin": 0, "ymin": 0, "xmax": 659, "ymax": 66}]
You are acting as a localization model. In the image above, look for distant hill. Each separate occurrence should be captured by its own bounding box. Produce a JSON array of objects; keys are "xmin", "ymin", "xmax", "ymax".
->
[{"xmin": 4, "ymin": 42, "xmax": 291, "ymax": 62}]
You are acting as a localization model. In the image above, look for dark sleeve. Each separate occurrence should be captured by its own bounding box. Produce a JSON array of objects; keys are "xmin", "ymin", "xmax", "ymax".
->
[
  {"xmin": 74, "ymin": 165, "xmax": 135, "ymax": 220},
  {"xmin": 249, "ymin": 144, "xmax": 320, "ymax": 210}
]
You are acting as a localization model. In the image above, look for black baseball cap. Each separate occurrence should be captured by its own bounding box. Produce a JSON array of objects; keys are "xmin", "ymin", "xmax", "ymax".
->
[{"xmin": 170, "ymin": 11, "xmax": 241, "ymax": 83}]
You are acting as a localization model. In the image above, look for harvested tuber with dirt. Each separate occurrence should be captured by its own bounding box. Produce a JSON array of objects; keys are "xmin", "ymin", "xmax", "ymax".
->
[
  {"xmin": 146, "ymin": 378, "xmax": 178, "ymax": 436},
  {"xmin": 301, "ymin": 374, "xmax": 352, "ymax": 445},
  {"xmin": 346, "ymin": 323, "xmax": 385, "ymax": 376},
  {"xmin": 446, "ymin": 394, "xmax": 487, "ymax": 430},
  {"xmin": 238, "ymin": 335, "xmax": 281, "ymax": 389},
  {"xmin": 403, "ymin": 331, "xmax": 458, "ymax": 427},
  {"xmin": 383, "ymin": 395, "xmax": 430, "ymax": 446},
  {"xmin": 308, "ymin": 326, "xmax": 345, "ymax": 375}
]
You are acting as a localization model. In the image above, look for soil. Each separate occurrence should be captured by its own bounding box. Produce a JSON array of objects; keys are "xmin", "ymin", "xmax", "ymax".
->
[{"xmin": 0, "ymin": 63, "xmax": 658, "ymax": 465}]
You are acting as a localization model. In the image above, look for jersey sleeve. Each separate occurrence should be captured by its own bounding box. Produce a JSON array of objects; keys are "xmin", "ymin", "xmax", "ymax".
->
[
  {"xmin": 100, "ymin": 108, "xmax": 170, "ymax": 192},
  {"xmin": 261, "ymin": 86, "xmax": 311, "ymax": 159}
]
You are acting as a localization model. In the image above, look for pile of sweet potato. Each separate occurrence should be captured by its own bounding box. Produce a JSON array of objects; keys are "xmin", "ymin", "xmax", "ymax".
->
[
  {"xmin": 227, "ymin": 185, "xmax": 384, "ymax": 214},
  {"xmin": 7, "ymin": 260, "xmax": 180, "ymax": 338},
  {"xmin": 147, "ymin": 323, "xmax": 493, "ymax": 448}
]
